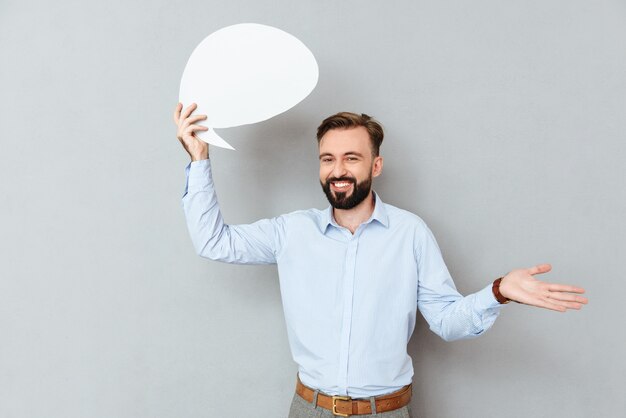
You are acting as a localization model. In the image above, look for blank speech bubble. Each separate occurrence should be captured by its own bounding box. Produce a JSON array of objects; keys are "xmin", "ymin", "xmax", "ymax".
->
[{"xmin": 178, "ymin": 23, "xmax": 319, "ymax": 150}]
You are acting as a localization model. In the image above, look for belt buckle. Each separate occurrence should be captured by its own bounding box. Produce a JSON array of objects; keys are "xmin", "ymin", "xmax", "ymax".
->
[{"xmin": 331, "ymin": 395, "xmax": 351, "ymax": 417}]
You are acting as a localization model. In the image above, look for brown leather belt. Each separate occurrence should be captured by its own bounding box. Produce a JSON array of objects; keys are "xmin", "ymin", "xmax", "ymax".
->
[{"xmin": 295, "ymin": 376, "xmax": 412, "ymax": 416}]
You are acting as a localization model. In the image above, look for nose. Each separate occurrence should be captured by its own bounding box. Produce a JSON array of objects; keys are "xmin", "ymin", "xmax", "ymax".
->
[{"xmin": 331, "ymin": 160, "xmax": 348, "ymax": 179}]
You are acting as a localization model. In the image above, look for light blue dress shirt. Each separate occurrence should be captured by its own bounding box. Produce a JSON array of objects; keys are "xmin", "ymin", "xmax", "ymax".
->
[{"xmin": 182, "ymin": 159, "xmax": 503, "ymax": 398}]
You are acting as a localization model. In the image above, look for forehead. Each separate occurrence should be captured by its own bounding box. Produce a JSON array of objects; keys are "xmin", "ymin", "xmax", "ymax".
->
[{"xmin": 318, "ymin": 126, "xmax": 371, "ymax": 155}]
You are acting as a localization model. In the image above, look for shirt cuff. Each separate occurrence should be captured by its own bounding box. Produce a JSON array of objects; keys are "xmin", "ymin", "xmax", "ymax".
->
[
  {"xmin": 183, "ymin": 159, "xmax": 212, "ymax": 196},
  {"xmin": 474, "ymin": 282, "xmax": 505, "ymax": 311}
]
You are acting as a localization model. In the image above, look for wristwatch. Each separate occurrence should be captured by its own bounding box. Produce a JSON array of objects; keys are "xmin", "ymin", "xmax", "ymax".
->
[{"xmin": 492, "ymin": 277, "xmax": 510, "ymax": 304}]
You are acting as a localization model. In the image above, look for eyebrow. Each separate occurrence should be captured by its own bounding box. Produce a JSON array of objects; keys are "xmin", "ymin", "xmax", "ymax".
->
[{"xmin": 319, "ymin": 151, "xmax": 365, "ymax": 160}]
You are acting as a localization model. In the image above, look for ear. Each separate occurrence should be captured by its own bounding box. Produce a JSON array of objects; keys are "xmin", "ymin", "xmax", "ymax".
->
[{"xmin": 372, "ymin": 156, "xmax": 383, "ymax": 178}]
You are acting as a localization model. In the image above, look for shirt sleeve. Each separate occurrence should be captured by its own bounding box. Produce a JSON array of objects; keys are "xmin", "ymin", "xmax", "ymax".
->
[
  {"xmin": 415, "ymin": 222, "xmax": 503, "ymax": 341},
  {"xmin": 181, "ymin": 159, "xmax": 285, "ymax": 265}
]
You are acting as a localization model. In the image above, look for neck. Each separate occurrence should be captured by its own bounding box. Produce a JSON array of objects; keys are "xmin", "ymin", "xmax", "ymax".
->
[{"xmin": 332, "ymin": 191, "xmax": 375, "ymax": 234}]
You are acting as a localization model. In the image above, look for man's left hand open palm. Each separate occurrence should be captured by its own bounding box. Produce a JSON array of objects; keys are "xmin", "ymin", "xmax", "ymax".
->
[{"xmin": 499, "ymin": 264, "xmax": 588, "ymax": 312}]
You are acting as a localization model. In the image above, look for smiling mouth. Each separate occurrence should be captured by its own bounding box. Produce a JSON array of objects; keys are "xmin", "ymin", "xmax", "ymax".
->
[{"xmin": 330, "ymin": 180, "xmax": 354, "ymax": 192}]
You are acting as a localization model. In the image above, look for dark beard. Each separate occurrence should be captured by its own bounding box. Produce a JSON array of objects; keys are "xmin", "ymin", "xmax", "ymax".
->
[{"xmin": 320, "ymin": 175, "xmax": 373, "ymax": 210}]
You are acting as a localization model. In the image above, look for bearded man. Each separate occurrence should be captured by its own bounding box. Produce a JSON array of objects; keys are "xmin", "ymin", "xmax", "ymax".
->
[{"xmin": 174, "ymin": 103, "xmax": 587, "ymax": 418}]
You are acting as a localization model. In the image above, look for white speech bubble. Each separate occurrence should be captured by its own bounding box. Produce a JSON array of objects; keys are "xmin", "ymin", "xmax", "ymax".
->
[{"xmin": 179, "ymin": 23, "xmax": 319, "ymax": 150}]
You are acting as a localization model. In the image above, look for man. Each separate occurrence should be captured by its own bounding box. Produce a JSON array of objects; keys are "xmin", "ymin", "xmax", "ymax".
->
[{"xmin": 174, "ymin": 102, "xmax": 588, "ymax": 418}]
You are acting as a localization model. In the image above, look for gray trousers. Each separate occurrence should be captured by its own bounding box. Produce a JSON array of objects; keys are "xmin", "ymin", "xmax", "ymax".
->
[{"xmin": 288, "ymin": 391, "xmax": 414, "ymax": 418}]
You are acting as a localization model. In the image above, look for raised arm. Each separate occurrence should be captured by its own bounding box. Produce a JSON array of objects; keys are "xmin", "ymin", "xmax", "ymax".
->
[{"xmin": 174, "ymin": 103, "xmax": 284, "ymax": 265}]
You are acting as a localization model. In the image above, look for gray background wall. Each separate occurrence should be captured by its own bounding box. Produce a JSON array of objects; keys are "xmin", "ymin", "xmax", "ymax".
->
[{"xmin": 1, "ymin": 0, "xmax": 624, "ymax": 417}]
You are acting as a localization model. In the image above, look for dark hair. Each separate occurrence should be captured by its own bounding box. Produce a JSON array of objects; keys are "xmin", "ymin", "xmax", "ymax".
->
[{"xmin": 316, "ymin": 112, "xmax": 384, "ymax": 156}]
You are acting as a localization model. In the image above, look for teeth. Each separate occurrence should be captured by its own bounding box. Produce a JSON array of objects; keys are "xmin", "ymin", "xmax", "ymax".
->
[{"xmin": 334, "ymin": 182, "xmax": 350, "ymax": 187}]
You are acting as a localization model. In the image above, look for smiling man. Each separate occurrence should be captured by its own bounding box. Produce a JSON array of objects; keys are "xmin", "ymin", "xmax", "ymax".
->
[
  {"xmin": 174, "ymin": 103, "xmax": 588, "ymax": 418},
  {"xmin": 318, "ymin": 115, "xmax": 383, "ymax": 233}
]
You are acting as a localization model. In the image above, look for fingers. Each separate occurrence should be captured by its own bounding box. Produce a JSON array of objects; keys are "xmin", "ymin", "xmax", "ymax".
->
[
  {"xmin": 519, "ymin": 289, "xmax": 588, "ymax": 312},
  {"xmin": 544, "ymin": 296, "xmax": 585, "ymax": 311},
  {"xmin": 547, "ymin": 291, "xmax": 588, "ymax": 304},
  {"xmin": 174, "ymin": 102, "xmax": 199, "ymax": 125},
  {"xmin": 184, "ymin": 114, "xmax": 208, "ymax": 126},
  {"xmin": 177, "ymin": 114, "xmax": 208, "ymax": 136},
  {"xmin": 183, "ymin": 124, "xmax": 208, "ymax": 136},
  {"xmin": 174, "ymin": 103, "xmax": 206, "ymax": 129},
  {"xmin": 180, "ymin": 102, "xmax": 197, "ymax": 122},
  {"xmin": 528, "ymin": 263, "xmax": 552, "ymax": 275},
  {"xmin": 178, "ymin": 115, "xmax": 208, "ymax": 136},
  {"xmin": 175, "ymin": 102, "xmax": 208, "ymax": 143},
  {"xmin": 547, "ymin": 283, "xmax": 586, "ymax": 294},
  {"xmin": 178, "ymin": 124, "xmax": 208, "ymax": 143},
  {"xmin": 173, "ymin": 102, "xmax": 182, "ymax": 124},
  {"xmin": 535, "ymin": 298, "xmax": 567, "ymax": 312},
  {"xmin": 539, "ymin": 283, "xmax": 588, "ymax": 311}
]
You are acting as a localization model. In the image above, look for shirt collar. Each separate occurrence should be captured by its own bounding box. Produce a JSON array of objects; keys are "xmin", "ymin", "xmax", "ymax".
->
[{"xmin": 319, "ymin": 191, "xmax": 390, "ymax": 233}]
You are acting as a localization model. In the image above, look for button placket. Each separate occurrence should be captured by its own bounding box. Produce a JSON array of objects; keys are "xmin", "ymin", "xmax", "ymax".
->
[{"xmin": 336, "ymin": 232, "xmax": 360, "ymax": 394}]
